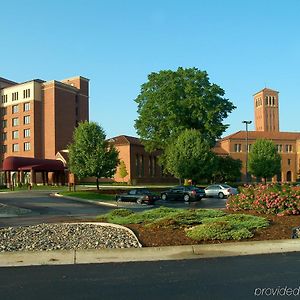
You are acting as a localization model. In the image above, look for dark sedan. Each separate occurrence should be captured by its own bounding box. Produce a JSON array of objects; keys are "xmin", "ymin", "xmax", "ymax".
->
[
  {"xmin": 160, "ymin": 186, "xmax": 205, "ymax": 202},
  {"xmin": 115, "ymin": 189, "xmax": 159, "ymax": 205}
]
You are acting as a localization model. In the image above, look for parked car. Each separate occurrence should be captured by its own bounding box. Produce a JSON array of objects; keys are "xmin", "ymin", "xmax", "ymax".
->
[
  {"xmin": 160, "ymin": 186, "xmax": 205, "ymax": 202},
  {"xmin": 115, "ymin": 189, "xmax": 159, "ymax": 205},
  {"xmin": 204, "ymin": 184, "xmax": 238, "ymax": 199}
]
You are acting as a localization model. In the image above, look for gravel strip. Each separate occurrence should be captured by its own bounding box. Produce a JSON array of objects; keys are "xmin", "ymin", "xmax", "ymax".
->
[{"xmin": 0, "ymin": 223, "xmax": 141, "ymax": 252}]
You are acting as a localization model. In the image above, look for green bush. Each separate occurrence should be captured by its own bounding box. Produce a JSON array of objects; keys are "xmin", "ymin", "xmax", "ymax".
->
[
  {"xmin": 186, "ymin": 222, "xmax": 253, "ymax": 241},
  {"xmin": 98, "ymin": 207, "xmax": 268, "ymax": 241},
  {"xmin": 201, "ymin": 214, "xmax": 269, "ymax": 230}
]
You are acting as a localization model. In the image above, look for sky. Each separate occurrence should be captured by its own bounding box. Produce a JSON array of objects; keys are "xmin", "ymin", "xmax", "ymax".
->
[{"xmin": 1, "ymin": 0, "xmax": 300, "ymax": 138}]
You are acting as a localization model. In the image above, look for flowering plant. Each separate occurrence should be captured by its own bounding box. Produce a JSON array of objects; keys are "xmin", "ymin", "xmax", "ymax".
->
[{"xmin": 226, "ymin": 183, "xmax": 300, "ymax": 216}]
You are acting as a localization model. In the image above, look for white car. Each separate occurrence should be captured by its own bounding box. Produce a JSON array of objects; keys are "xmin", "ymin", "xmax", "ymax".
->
[{"xmin": 204, "ymin": 184, "xmax": 238, "ymax": 199}]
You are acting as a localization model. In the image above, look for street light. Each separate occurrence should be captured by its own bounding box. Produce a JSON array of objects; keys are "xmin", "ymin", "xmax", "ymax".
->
[{"xmin": 242, "ymin": 120, "xmax": 252, "ymax": 184}]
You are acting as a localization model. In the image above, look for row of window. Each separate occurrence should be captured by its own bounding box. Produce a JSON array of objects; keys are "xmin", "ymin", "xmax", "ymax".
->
[
  {"xmin": 1, "ymin": 129, "xmax": 30, "ymax": 140},
  {"xmin": 255, "ymin": 96, "xmax": 277, "ymax": 107},
  {"xmin": 234, "ymin": 144, "xmax": 293, "ymax": 153},
  {"xmin": 135, "ymin": 154, "xmax": 158, "ymax": 177},
  {"xmin": 1, "ymin": 142, "xmax": 31, "ymax": 153},
  {"xmin": 2, "ymin": 115, "xmax": 30, "ymax": 128},
  {"xmin": 0, "ymin": 102, "xmax": 30, "ymax": 115},
  {"xmin": 1, "ymin": 89, "xmax": 31, "ymax": 104}
]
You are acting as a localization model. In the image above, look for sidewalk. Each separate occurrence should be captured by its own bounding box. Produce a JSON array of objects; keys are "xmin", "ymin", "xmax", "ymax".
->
[{"xmin": 0, "ymin": 239, "xmax": 299, "ymax": 267}]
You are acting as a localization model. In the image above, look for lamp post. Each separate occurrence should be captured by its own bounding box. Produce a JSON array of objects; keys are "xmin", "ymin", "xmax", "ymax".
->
[{"xmin": 242, "ymin": 120, "xmax": 252, "ymax": 184}]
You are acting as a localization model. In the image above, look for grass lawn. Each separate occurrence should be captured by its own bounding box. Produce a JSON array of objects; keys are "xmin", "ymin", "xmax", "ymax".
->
[{"xmin": 60, "ymin": 191, "xmax": 115, "ymax": 201}]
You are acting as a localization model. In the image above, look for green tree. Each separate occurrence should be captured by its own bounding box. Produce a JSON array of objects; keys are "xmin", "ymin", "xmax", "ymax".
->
[
  {"xmin": 68, "ymin": 121, "xmax": 119, "ymax": 190},
  {"xmin": 248, "ymin": 139, "xmax": 281, "ymax": 183},
  {"xmin": 118, "ymin": 160, "xmax": 128, "ymax": 182},
  {"xmin": 212, "ymin": 156, "xmax": 242, "ymax": 183},
  {"xmin": 164, "ymin": 129, "xmax": 215, "ymax": 182},
  {"xmin": 134, "ymin": 67, "xmax": 235, "ymax": 154}
]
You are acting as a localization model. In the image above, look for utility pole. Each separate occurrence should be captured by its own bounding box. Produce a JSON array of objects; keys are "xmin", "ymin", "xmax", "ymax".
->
[{"xmin": 242, "ymin": 120, "xmax": 252, "ymax": 184}]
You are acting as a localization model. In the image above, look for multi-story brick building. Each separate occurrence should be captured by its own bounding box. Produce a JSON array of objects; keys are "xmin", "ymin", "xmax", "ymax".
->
[
  {"xmin": 215, "ymin": 88, "xmax": 300, "ymax": 182},
  {"xmin": 0, "ymin": 76, "xmax": 89, "ymax": 185}
]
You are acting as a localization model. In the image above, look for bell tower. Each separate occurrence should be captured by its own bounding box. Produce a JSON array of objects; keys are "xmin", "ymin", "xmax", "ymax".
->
[{"xmin": 253, "ymin": 88, "xmax": 279, "ymax": 132}]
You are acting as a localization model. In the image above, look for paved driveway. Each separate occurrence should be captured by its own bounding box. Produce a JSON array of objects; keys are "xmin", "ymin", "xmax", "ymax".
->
[
  {"xmin": 0, "ymin": 191, "xmax": 111, "ymax": 228},
  {"xmin": 154, "ymin": 197, "xmax": 227, "ymax": 209}
]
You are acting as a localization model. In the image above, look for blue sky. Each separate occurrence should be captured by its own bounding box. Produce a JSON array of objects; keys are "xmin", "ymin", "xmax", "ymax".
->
[{"xmin": 2, "ymin": 0, "xmax": 300, "ymax": 138}]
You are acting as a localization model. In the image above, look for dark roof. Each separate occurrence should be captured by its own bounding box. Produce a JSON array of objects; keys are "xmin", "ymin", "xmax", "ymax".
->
[
  {"xmin": 220, "ymin": 131, "xmax": 300, "ymax": 141},
  {"xmin": 2, "ymin": 157, "xmax": 65, "ymax": 171},
  {"xmin": 0, "ymin": 77, "xmax": 17, "ymax": 85},
  {"xmin": 108, "ymin": 135, "xmax": 142, "ymax": 146}
]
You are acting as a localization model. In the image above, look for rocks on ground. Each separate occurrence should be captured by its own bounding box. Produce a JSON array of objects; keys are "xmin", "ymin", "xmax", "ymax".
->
[{"xmin": 0, "ymin": 223, "xmax": 141, "ymax": 252}]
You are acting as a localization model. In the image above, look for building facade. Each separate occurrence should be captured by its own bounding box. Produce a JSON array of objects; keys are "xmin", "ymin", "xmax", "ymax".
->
[
  {"xmin": 0, "ymin": 76, "xmax": 89, "ymax": 186},
  {"xmin": 110, "ymin": 135, "xmax": 176, "ymax": 185},
  {"xmin": 216, "ymin": 88, "xmax": 300, "ymax": 182},
  {"xmin": 0, "ymin": 76, "xmax": 89, "ymax": 163}
]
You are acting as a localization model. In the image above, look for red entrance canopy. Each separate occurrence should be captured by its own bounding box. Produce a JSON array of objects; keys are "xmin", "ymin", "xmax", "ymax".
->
[{"xmin": 2, "ymin": 156, "xmax": 65, "ymax": 172}]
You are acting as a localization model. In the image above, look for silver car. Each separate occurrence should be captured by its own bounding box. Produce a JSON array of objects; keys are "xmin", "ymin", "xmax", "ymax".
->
[{"xmin": 204, "ymin": 184, "xmax": 238, "ymax": 199}]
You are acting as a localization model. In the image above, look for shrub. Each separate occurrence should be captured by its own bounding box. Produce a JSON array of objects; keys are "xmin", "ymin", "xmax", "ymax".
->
[
  {"xmin": 227, "ymin": 183, "xmax": 300, "ymax": 216},
  {"xmin": 186, "ymin": 222, "xmax": 254, "ymax": 241}
]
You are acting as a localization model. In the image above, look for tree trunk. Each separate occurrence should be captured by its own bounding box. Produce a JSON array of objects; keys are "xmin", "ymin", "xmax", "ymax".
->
[{"xmin": 96, "ymin": 177, "xmax": 100, "ymax": 190}]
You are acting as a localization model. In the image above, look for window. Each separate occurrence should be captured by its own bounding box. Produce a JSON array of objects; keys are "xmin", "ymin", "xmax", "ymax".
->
[
  {"xmin": 1, "ymin": 95, "xmax": 8, "ymax": 103},
  {"xmin": 12, "ymin": 130, "xmax": 19, "ymax": 139},
  {"xmin": 24, "ymin": 115, "xmax": 30, "ymax": 125},
  {"xmin": 234, "ymin": 144, "xmax": 242, "ymax": 152},
  {"xmin": 23, "ymin": 89, "xmax": 30, "ymax": 99},
  {"xmin": 12, "ymin": 118, "xmax": 19, "ymax": 126},
  {"xmin": 12, "ymin": 105, "xmax": 19, "ymax": 114},
  {"xmin": 12, "ymin": 92, "xmax": 18, "ymax": 101},
  {"xmin": 136, "ymin": 154, "xmax": 140, "ymax": 177},
  {"xmin": 12, "ymin": 144, "xmax": 19, "ymax": 152},
  {"xmin": 1, "ymin": 145, "xmax": 7, "ymax": 153},
  {"xmin": 2, "ymin": 120, "xmax": 7, "ymax": 128},
  {"xmin": 285, "ymin": 145, "xmax": 293, "ymax": 153},
  {"xmin": 288, "ymin": 159, "xmax": 291, "ymax": 166},
  {"xmin": 277, "ymin": 144, "xmax": 282, "ymax": 153},
  {"xmin": 140, "ymin": 155, "xmax": 144, "ymax": 177},
  {"xmin": 1, "ymin": 132, "xmax": 7, "ymax": 141},
  {"xmin": 24, "ymin": 142, "xmax": 30, "ymax": 151},
  {"xmin": 24, "ymin": 128, "xmax": 30, "ymax": 138},
  {"xmin": 24, "ymin": 102, "xmax": 30, "ymax": 111},
  {"xmin": 247, "ymin": 144, "xmax": 252, "ymax": 152},
  {"xmin": 0, "ymin": 107, "xmax": 7, "ymax": 115}
]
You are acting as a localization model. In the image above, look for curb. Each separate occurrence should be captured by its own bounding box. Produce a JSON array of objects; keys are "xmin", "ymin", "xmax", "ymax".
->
[
  {"xmin": 52, "ymin": 193, "xmax": 154, "ymax": 208},
  {"xmin": 0, "ymin": 239, "xmax": 299, "ymax": 267},
  {"xmin": 52, "ymin": 193, "xmax": 118, "ymax": 208}
]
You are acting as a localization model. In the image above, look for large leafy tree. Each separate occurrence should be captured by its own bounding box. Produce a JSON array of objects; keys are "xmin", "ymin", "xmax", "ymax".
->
[
  {"xmin": 134, "ymin": 67, "xmax": 235, "ymax": 153},
  {"xmin": 212, "ymin": 156, "xmax": 242, "ymax": 183},
  {"xmin": 248, "ymin": 139, "xmax": 281, "ymax": 183},
  {"xmin": 68, "ymin": 121, "xmax": 119, "ymax": 190},
  {"xmin": 164, "ymin": 129, "xmax": 215, "ymax": 182}
]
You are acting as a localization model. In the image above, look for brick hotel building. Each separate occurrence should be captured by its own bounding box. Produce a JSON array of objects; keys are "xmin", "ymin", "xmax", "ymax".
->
[{"xmin": 0, "ymin": 76, "xmax": 89, "ymax": 185}]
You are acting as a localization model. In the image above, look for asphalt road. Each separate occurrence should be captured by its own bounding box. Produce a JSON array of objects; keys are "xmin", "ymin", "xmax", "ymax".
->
[
  {"xmin": 0, "ymin": 191, "xmax": 226, "ymax": 227},
  {"xmin": 155, "ymin": 197, "xmax": 227, "ymax": 209},
  {"xmin": 0, "ymin": 191, "xmax": 112, "ymax": 227},
  {"xmin": 0, "ymin": 252, "xmax": 299, "ymax": 300}
]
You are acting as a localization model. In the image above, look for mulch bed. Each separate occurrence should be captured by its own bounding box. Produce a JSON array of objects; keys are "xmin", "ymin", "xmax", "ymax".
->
[{"xmin": 126, "ymin": 211, "xmax": 300, "ymax": 247}]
